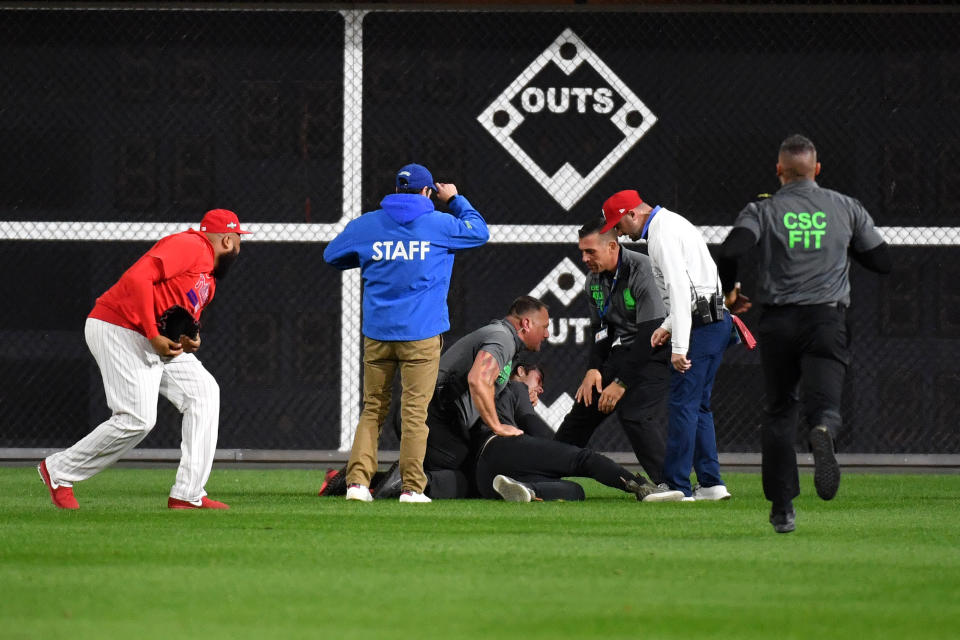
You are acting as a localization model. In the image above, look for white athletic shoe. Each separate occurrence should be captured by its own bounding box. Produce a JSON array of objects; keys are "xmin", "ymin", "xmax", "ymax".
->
[
  {"xmin": 635, "ymin": 482, "xmax": 685, "ymax": 503},
  {"xmin": 399, "ymin": 491, "xmax": 431, "ymax": 503},
  {"xmin": 492, "ymin": 475, "xmax": 535, "ymax": 503},
  {"xmin": 693, "ymin": 484, "xmax": 732, "ymax": 501},
  {"xmin": 345, "ymin": 484, "xmax": 373, "ymax": 502},
  {"xmin": 631, "ymin": 482, "xmax": 685, "ymax": 503},
  {"xmin": 681, "ymin": 496, "xmax": 696, "ymax": 502}
]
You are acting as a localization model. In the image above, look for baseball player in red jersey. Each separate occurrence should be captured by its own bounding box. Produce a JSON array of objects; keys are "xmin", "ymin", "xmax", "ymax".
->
[{"xmin": 38, "ymin": 209, "xmax": 250, "ymax": 510}]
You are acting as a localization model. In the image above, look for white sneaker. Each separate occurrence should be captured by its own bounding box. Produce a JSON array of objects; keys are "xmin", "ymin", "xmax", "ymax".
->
[
  {"xmin": 345, "ymin": 484, "xmax": 373, "ymax": 502},
  {"xmin": 693, "ymin": 484, "xmax": 732, "ymax": 501},
  {"xmin": 399, "ymin": 491, "xmax": 431, "ymax": 503},
  {"xmin": 681, "ymin": 496, "xmax": 696, "ymax": 502},
  {"xmin": 492, "ymin": 475, "xmax": 535, "ymax": 503},
  {"xmin": 639, "ymin": 482, "xmax": 685, "ymax": 503}
]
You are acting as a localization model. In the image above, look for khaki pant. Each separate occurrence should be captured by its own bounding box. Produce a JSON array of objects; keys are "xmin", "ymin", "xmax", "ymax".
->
[{"xmin": 346, "ymin": 335, "xmax": 442, "ymax": 494}]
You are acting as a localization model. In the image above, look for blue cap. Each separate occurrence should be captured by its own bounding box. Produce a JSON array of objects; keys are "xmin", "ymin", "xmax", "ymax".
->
[{"xmin": 396, "ymin": 163, "xmax": 435, "ymax": 192}]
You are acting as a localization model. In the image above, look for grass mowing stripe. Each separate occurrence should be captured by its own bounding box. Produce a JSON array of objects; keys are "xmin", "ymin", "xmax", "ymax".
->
[{"xmin": 2, "ymin": 468, "xmax": 959, "ymax": 640}]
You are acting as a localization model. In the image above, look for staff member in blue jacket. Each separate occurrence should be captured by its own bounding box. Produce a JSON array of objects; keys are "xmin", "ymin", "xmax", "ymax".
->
[{"xmin": 323, "ymin": 163, "xmax": 489, "ymax": 503}]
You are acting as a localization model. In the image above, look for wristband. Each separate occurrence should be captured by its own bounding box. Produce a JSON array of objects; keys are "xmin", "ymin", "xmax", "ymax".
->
[{"xmin": 613, "ymin": 377, "xmax": 627, "ymax": 389}]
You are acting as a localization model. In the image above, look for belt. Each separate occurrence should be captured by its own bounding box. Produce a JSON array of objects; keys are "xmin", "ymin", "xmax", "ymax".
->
[
  {"xmin": 610, "ymin": 335, "xmax": 636, "ymax": 348},
  {"xmin": 765, "ymin": 301, "xmax": 844, "ymax": 310},
  {"xmin": 691, "ymin": 311, "xmax": 726, "ymax": 328},
  {"xmin": 477, "ymin": 434, "xmax": 498, "ymax": 460}
]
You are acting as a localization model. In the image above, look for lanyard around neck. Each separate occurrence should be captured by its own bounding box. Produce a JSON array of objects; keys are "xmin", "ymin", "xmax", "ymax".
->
[
  {"xmin": 641, "ymin": 205, "xmax": 662, "ymax": 239},
  {"xmin": 598, "ymin": 251, "xmax": 622, "ymax": 321}
]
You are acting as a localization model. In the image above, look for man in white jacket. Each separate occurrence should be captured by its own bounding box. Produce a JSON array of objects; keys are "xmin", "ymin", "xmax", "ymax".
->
[{"xmin": 600, "ymin": 190, "xmax": 732, "ymax": 502}]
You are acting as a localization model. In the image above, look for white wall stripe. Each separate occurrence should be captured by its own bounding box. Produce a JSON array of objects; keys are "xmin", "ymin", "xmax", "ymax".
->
[
  {"xmin": 2, "ymin": 221, "xmax": 958, "ymax": 245},
  {"xmin": 338, "ymin": 10, "xmax": 366, "ymax": 452}
]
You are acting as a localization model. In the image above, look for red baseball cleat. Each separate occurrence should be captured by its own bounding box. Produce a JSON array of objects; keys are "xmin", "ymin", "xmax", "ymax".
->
[
  {"xmin": 37, "ymin": 460, "xmax": 79, "ymax": 510},
  {"xmin": 318, "ymin": 466, "xmax": 347, "ymax": 497},
  {"xmin": 167, "ymin": 496, "xmax": 230, "ymax": 510}
]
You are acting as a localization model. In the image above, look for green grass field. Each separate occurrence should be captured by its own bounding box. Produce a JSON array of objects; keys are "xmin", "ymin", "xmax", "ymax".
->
[{"xmin": 2, "ymin": 467, "xmax": 959, "ymax": 640}]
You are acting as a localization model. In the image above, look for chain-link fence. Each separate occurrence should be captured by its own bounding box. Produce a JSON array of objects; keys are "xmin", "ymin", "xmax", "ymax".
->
[{"xmin": 2, "ymin": 4, "xmax": 959, "ymax": 457}]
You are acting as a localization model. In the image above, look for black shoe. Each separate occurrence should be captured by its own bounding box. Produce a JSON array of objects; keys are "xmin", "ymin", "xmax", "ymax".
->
[
  {"xmin": 318, "ymin": 466, "xmax": 347, "ymax": 497},
  {"xmin": 769, "ymin": 507, "xmax": 796, "ymax": 534},
  {"xmin": 372, "ymin": 460, "xmax": 402, "ymax": 499},
  {"xmin": 809, "ymin": 425, "xmax": 840, "ymax": 501}
]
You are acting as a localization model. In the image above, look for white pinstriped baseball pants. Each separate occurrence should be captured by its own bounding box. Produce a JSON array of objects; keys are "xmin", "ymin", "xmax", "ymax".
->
[{"xmin": 46, "ymin": 318, "xmax": 221, "ymax": 503}]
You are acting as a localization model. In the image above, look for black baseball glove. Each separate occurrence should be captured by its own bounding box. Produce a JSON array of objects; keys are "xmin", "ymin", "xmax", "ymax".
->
[{"xmin": 158, "ymin": 305, "xmax": 200, "ymax": 341}]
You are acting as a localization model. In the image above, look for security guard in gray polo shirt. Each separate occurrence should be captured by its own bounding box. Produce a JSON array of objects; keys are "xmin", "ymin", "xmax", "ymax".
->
[
  {"xmin": 555, "ymin": 216, "xmax": 671, "ymax": 485},
  {"xmin": 419, "ymin": 296, "xmax": 546, "ymax": 498},
  {"xmin": 718, "ymin": 134, "xmax": 891, "ymax": 533}
]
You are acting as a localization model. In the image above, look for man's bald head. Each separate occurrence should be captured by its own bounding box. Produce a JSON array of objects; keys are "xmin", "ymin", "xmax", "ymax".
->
[{"xmin": 776, "ymin": 134, "xmax": 820, "ymax": 184}]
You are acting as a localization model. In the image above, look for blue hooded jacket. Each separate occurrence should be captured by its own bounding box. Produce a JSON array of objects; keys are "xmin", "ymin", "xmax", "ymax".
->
[{"xmin": 323, "ymin": 193, "xmax": 490, "ymax": 341}]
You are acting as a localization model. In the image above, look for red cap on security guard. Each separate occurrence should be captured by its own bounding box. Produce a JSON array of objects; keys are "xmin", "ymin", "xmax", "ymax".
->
[
  {"xmin": 199, "ymin": 209, "xmax": 252, "ymax": 234},
  {"xmin": 600, "ymin": 190, "xmax": 643, "ymax": 233}
]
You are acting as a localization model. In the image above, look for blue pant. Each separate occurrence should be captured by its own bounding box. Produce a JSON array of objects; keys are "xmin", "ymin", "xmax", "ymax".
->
[{"xmin": 663, "ymin": 313, "xmax": 732, "ymax": 496}]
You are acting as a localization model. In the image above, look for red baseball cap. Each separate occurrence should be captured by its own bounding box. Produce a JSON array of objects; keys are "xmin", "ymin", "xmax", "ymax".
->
[
  {"xmin": 600, "ymin": 190, "xmax": 643, "ymax": 233},
  {"xmin": 199, "ymin": 209, "xmax": 252, "ymax": 234}
]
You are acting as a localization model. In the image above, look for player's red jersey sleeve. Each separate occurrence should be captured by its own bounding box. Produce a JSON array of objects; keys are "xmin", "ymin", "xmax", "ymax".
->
[
  {"xmin": 147, "ymin": 230, "xmax": 211, "ymax": 280},
  {"xmin": 90, "ymin": 230, "xmax": 217, "ymax": 339}
]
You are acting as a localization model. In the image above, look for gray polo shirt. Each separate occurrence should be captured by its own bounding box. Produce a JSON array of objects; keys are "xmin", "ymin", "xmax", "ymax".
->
[
  {"xmin": 584, "ymin": 247, "xmax": 667, "ymax": 379},
  {"xmin": 733, "ymin": 179, "xmax": 884, "ymax": 306},
  {"xmin": 434, "ymin": 318, "xmax": 525, "ymax": 434},
  {"xmin": 585, "ymin": 247, "xmax": 666, "ymax": 341}
]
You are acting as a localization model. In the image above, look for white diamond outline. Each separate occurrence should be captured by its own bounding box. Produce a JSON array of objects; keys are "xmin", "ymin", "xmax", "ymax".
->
[
  {"xmin": 477, "ymin": 28, "xmax": 658, "ymax": 211},
  {"xmin": 527, "ymin": 257, "xmax": 590, "ymax": 431},
  {"xmin": 528, "ymin": 256, "xmax": 586, "ymax": 308}
]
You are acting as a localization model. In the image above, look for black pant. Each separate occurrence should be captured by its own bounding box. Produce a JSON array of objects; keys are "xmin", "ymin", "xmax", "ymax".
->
[
  {"xmin": 381, "ymin": 393, "xmax": 473, "ymax": 498},
  {"xmin": 474, "ymin": 435, "xmax": 637, "ymax": 501},
  {"xmin": 422, "ymin": 408, "xmax": 475, "ymax": 498},
  {"xmin": 554, "ymin": 358, "xmax": 669, "ymax": 484},
  {"xmin": 758, "ymin": 304, "xmax": 848, "ymax": 508}
]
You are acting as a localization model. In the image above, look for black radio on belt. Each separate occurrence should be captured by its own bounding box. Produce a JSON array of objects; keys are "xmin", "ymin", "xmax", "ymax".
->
[
  {"xmin": 710, "ymin": 292, "xmax": 723, "ymax": 320},
  {"xmin": 695, "ymin": 293, "xmax": 724, "ymax": 325}
]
